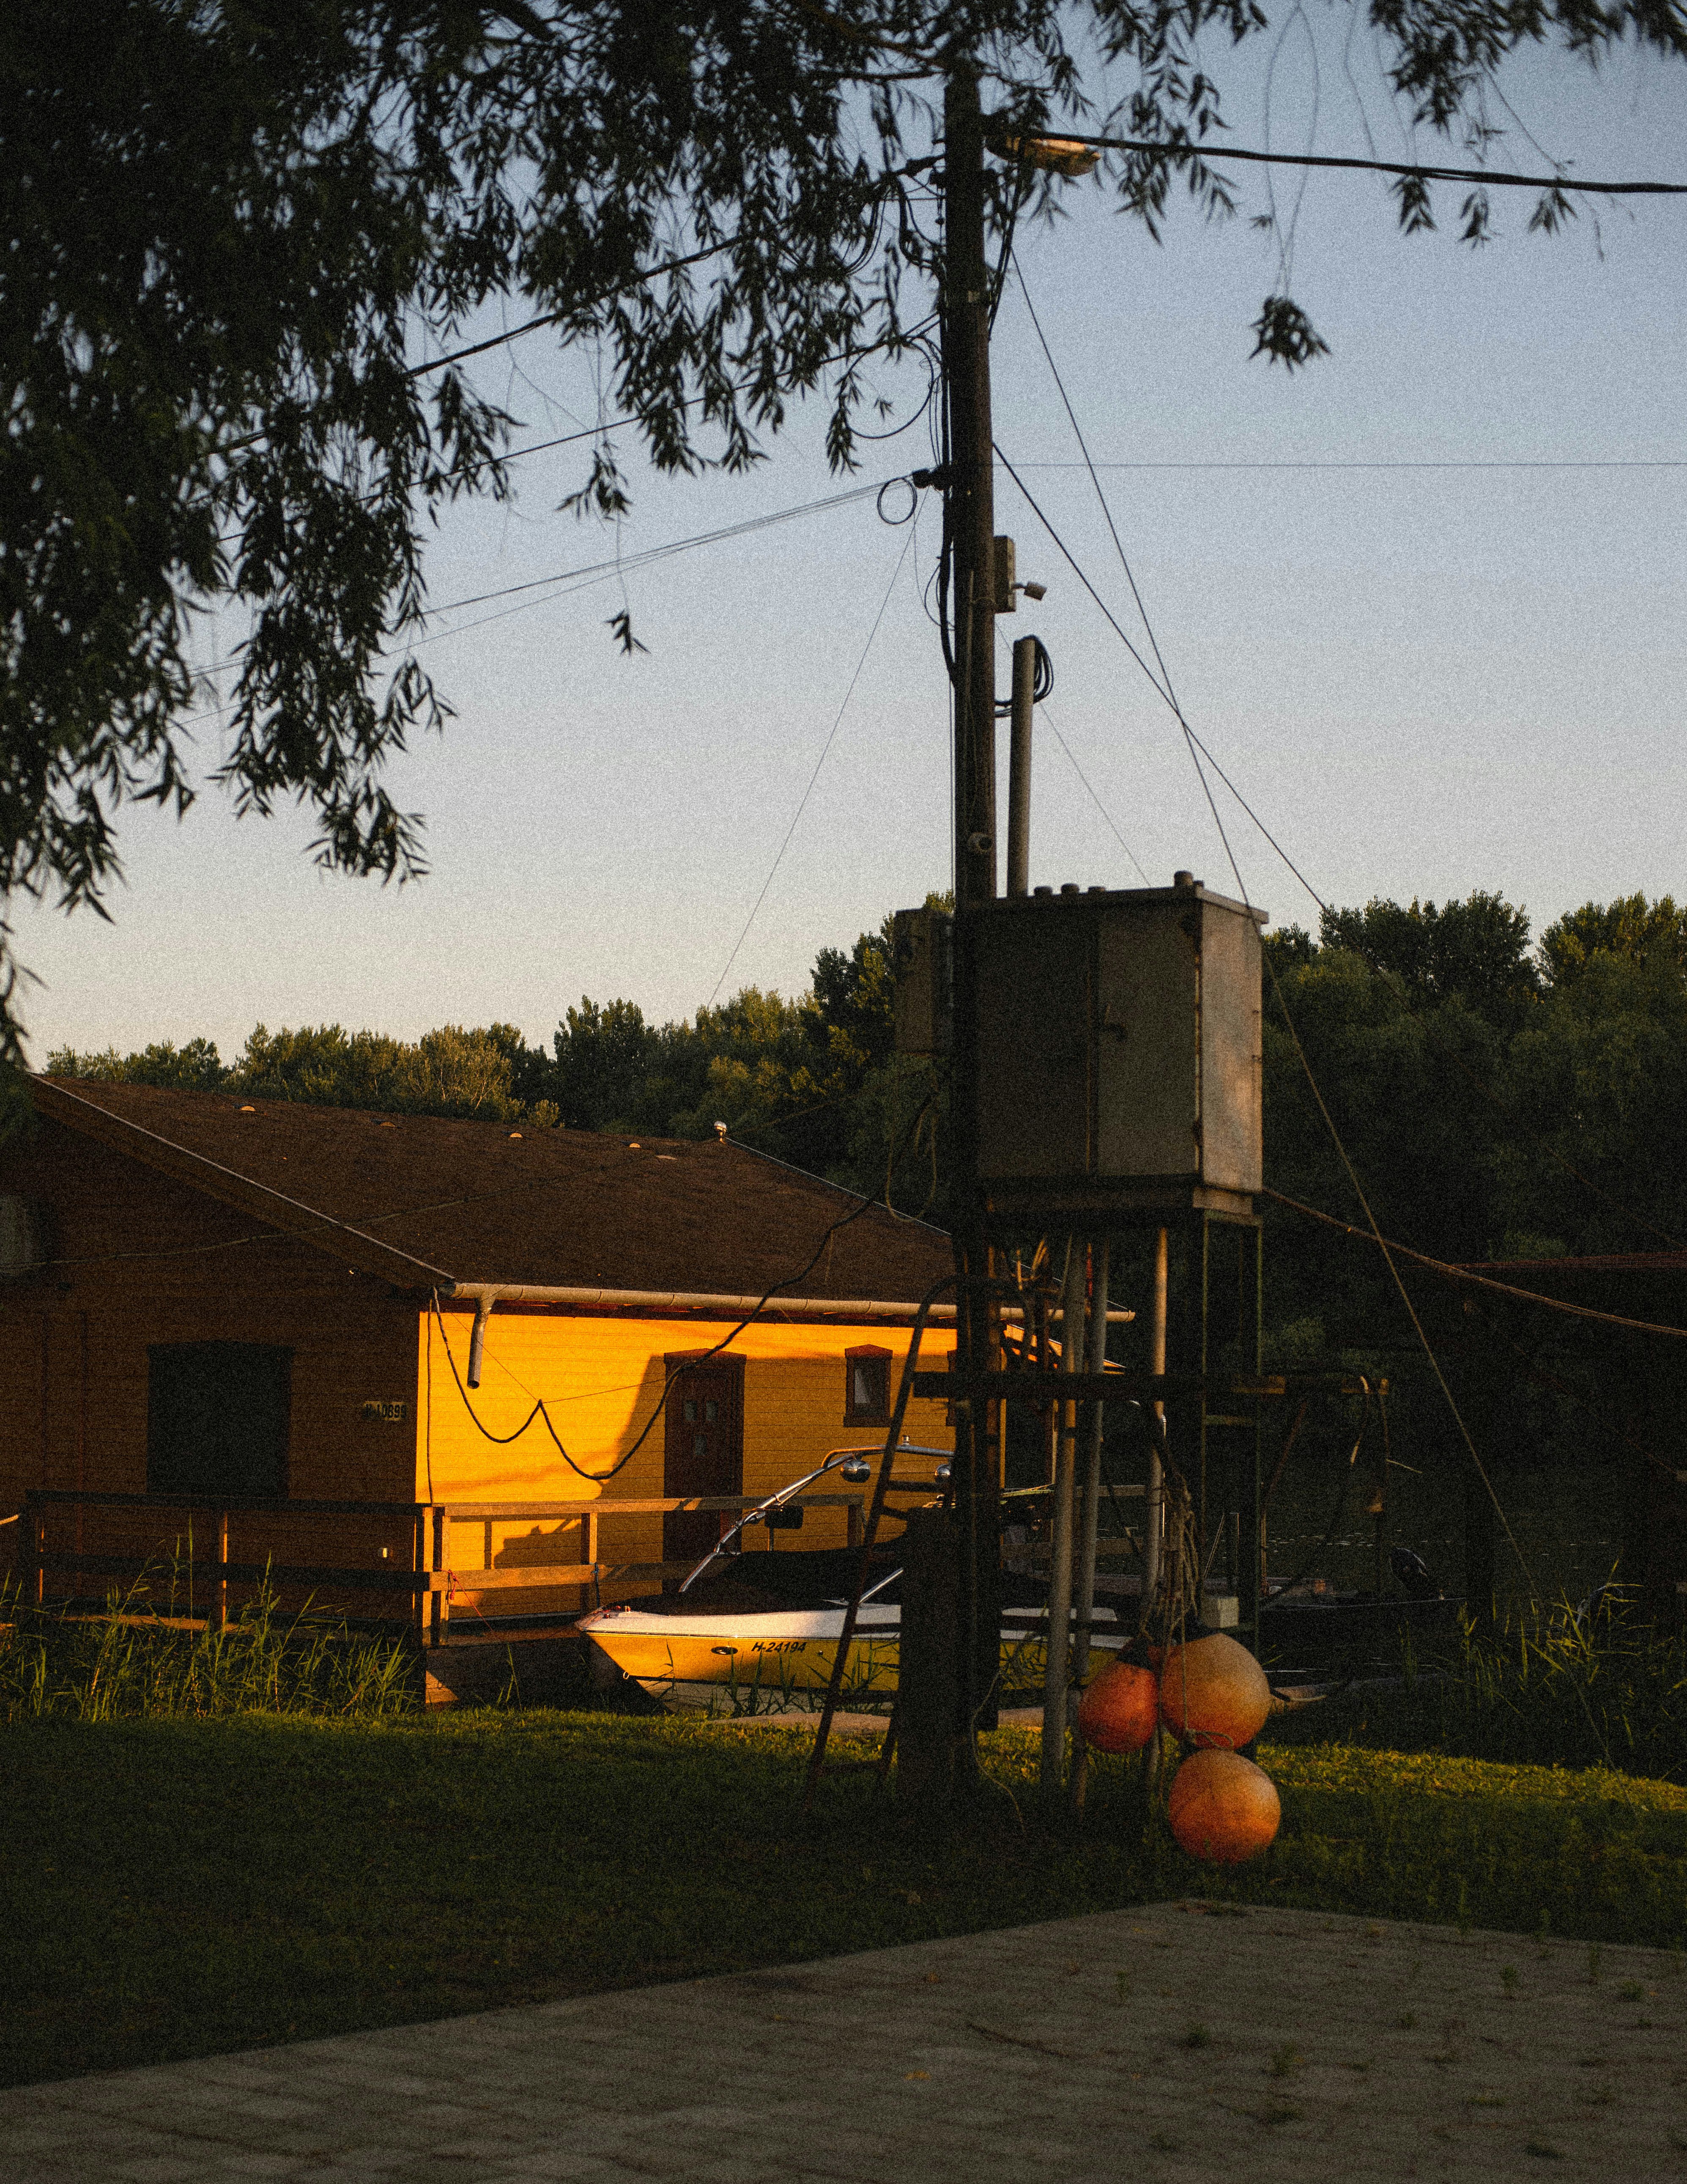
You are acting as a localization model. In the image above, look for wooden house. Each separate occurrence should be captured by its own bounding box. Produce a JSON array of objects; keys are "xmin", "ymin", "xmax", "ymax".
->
[{"xmin": 0, "ymin": 1078, "xmax": 958, "ymax": 1692}]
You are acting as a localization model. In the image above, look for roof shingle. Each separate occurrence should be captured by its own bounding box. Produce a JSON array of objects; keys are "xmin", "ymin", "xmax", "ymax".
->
[{"xmin": 33, "ymin": 1078, "xmax": 952, "ymax": 1304}]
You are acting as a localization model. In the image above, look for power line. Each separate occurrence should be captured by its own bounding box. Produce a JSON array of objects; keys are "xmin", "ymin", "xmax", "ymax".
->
[
  {"xmin": 220, "ymin": 223, "xmax": 934, "ymax": 465},
  {"xmin": 1014, "ymin": 458, "xmax": 1687, "ymax": 473},
  {"xmin": 427, "ymin": 1097, "xmax": 935, "ymax": 1483},
  {"xmin": 993, "ymin": 440, "xmax": 1337, "ymax": 911},
  {"xmin": 180, "ymin": 476, "xmax": 913, "ymax": 726},
  {"xmin": 405, "ymin": 175, "xmax": 927, "ymax": 385},
  {"xmin": 1009, "ymin": 263, "xmax": 1545, "ymax": 1601},
  {"xmin": 992, "ymin": 447, "xmax": 1172, "ymax": 707},
  {"xmin": 1010, "ymin": 128, "xmax": 1687, "ymax": 197},
  {"xmin": 1034, "ymin": 704, "xmax": 1152, "ymax": 888},
  {"xmin": 1265, "ymin": 1187, "xmax": 1687, "ymax": 1350},
  {"xmin": 208, "ymin": 240, "xmax": 748, "ymax": 466},
  {"xmin": 706, "ymin": 528, "xmax": 915, "ymax": 1007},
  {"xmin": 427, "ymin": 482, "xmax": 890, "ymax": 619},
  {"xmin": 991, "ymin": 627, "xmax": 1149, "ymax": 884},
  {"xmin": 1002, "ymin": 267, "xmax": 1682, "ymax": 1252},
  {"xmin": 1011, "ymin": 258, "xmax": 1186, "ymax": 712},
  {"xmin": 406, "ymin": 240, "xmax": 739, "ymax": 382},
  {"xmin": 181, "ymin": 314, "xmax": 943, "ymax": 706}
]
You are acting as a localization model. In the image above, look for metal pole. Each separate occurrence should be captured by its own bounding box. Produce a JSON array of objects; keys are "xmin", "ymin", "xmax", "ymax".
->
[
  {"xmin": 1072, "ymin": 1241, "xmax": 1110, "ymax": 1685},
  {"xmin": 1007, "ymin": 635, "xmax": 1035, "ymax": 897},
  {"xmin": 1041, "ymin": 1241, "xmax": 1084, "ymax": 1794},
  {"xmin": 1070, "ymin": 1237, "xmax": 1111, "ymax": 1810},
  {"xmin": 1143, "ymin": 1226, "xmax": 1168, "ymax": 1618}
]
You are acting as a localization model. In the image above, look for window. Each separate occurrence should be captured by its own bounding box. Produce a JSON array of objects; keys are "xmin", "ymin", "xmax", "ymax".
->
[
  {"xmin": 147, "ymin": 1342, "xmax": 293, "ymax": 1500},
  {"xmin": 844, "ymin": 1345, "xmax": 892, "ymax": 1427}
]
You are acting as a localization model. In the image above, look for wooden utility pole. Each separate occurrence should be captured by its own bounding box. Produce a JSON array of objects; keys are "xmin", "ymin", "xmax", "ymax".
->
[
  {"xmin": 937, "ymin": 66, "xmax": 1002, "ymax": 1794},
  {"xmin": 945, "ymin": 71, "xmax": 997, "ymax": 911}
]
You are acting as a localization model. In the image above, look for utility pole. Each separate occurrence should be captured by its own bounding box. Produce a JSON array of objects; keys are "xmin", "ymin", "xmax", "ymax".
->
[{"xmin": 915, "ymin": 66, "xmax": 1001, "ymax": 1804}]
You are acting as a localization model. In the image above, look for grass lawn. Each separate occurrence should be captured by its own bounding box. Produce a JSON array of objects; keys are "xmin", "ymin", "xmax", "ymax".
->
[{"xmin": 4, "ymin": 1707, "xmax": 1687, "ymax": 2091}]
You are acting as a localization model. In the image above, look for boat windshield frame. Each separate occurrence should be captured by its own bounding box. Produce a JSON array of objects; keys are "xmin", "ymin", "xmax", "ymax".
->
[{"xmin": 676, "ymin": 1439, "xmax": 951, "ymax": 1594}]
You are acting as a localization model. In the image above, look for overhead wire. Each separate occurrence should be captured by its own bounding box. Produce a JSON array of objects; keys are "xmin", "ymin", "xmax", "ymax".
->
[
  {"xmin": 214, "ymin": 175, "xmax": 936, "ymax": 469},
  {"xmin": 427, "ymin": 1094, "xmax": 941, "ymax": 1482},
  {"xmin": 177, "ymin": 475, "xmax": 919, "ymax": 730},
  {"xmin": 1263, "ymin": 1187, "xmax": 1687, "ymax": 1349},
  {"xmin": 1007, "ymin": 127, "xmax": 1687, "ymax": 197},
  {"xmin": 705, "ymin": 525, "xmax": 916, "ymax": 1007},
  {"xmin": 1000, "ymin": 268, "xmax": 1681, "ymax": 1254},
  {"xmin": 181, "ymin": 304, "xmax": 945, "ymax": 716},
  {"xmin": 1016, "ymin": 459, "xmax": 1687, "ymax": 472},
  {"xmin": 1008, "ymin": 258, "xmax": 1548, "ymax": 1601},
  {"xmin": 991, "ymin": 625, "xmax": 1150, "ymax": 884}
]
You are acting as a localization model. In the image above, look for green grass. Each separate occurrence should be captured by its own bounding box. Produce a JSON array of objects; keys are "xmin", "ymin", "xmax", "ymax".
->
[
  {"xmin": 5, "ymin": 1707, "xmax": 1687, "ymax": 2092},
  {"xmin": 0, "ymin": 1579, "xmax": 416, "ymax": 1723}
]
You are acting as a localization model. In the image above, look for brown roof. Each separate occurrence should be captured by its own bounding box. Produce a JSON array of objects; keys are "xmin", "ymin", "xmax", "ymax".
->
[{"xmin": 32, "ymin": 1078, "xmax": 952, "ymax": 1305}]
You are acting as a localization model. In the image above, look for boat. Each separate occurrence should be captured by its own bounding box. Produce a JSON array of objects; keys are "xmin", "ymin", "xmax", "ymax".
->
[
  {"xmin": 1257, "ymin": 1547, "xmax": 1465, "ymax": 1672},
  {"xmin": 578, "ymin": 1449, "xmax": 1461, "ymax": 1698},
  {"xmin": 576, "ymin": 1443, "xmax": 1130, "ymax": 1699}
]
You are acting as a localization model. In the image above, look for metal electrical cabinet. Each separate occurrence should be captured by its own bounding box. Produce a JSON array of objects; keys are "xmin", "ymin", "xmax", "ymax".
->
[{"xmin": 971, "ymin": 878, "xmax": 1266, "ymax": 1224}]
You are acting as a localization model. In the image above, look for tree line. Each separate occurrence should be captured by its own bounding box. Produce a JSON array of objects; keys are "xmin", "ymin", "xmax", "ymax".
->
[{"xmin": 50, "ymin": 883, "xmax": 1687, "ymax": 1279}]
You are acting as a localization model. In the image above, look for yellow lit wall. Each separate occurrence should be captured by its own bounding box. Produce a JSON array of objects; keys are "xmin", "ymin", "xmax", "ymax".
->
[{"xmin": 415, "ymin": 1303, "xmax": 956, "ymax": 1611}]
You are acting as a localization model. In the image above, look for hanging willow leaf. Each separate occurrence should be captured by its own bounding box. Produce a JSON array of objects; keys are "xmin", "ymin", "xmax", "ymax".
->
[{"xmin": 3, "ymin": 0, "xmax": 1680, "ymax": 1059}]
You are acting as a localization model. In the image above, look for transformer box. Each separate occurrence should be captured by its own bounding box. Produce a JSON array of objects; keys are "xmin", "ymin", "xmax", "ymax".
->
[{"xmin": 971, "ymin": 876, "xmax": 1265, "ymax": 1223}]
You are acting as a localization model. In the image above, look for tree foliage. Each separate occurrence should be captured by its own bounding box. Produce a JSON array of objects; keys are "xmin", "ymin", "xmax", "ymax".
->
[
  {"xmin": 1318, "ymin": 892, "xmax": 1539, "ymax": 1030},
  {"xmin": 1538, "ymin": 893, "xmax": 1687, "ymax": 987},
  {"xmin": 49, "ymin": 1019, "xmax": 541, "ymax": 1124},
  {"xmin": 6, "ymin": 1, "xmax": 1683, "ymax": 1051},
  {"xmin": 51, "ymin": 885, "xmax": 1687, "ymax": 1265},
  {"xmin": 1263, "ymin": 890, "xmax": 1687, "ymax": 1360}
]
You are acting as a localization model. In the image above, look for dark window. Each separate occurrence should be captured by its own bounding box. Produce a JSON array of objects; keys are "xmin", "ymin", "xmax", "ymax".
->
[
  {"xmin": 844, "ymin": 1346, "xmax": 892, "ymax": 1427},
  {"xmin": 147, "ymin": 1343, "xmax": 293, "ymax": 1501}
]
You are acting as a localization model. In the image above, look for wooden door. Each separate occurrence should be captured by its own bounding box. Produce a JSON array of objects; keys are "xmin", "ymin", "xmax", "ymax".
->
[{"xmin": 662, "ymin": 1353, "xmax": 745, "ymax": 1571}]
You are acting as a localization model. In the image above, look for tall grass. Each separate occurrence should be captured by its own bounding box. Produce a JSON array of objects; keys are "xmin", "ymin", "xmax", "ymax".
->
[
  {"xmin": 0, "ymin": 1569, "xmax": 416, "ymax": 1723},
  {"xmin": 1268, "ymin": 1594, "xmax": 1687, "ymax": 1780}
]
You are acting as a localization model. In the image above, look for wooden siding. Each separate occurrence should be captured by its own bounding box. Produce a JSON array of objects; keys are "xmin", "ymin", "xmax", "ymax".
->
[
  {"xmin": 0, "ymin": 1118, "xmax": 423, "ymax": 1589},
  {"xmin": 419, "ymin": 1303, "xmax": 956, "ymax": 1611},
  {"xmin": 0, "ymin": 1112, "xmax": 957, "ymax": 1623}
]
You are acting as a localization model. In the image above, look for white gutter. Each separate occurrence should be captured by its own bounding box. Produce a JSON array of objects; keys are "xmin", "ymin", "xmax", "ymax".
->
[{"xmin": 447, "ymin": 1281, "xmax": 1133, "ymax": 1325}]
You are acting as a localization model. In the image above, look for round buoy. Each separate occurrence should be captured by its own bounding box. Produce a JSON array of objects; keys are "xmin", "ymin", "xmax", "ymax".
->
[
  {"xmin": 1076, "ymin": 1657, "xmax": 1160, "ymax": 1753},
  {"xmin": 1167, "ymin": 1749, "xmax": 1281, "ymax": 1864},
  {"xmin": 1158, "ymin": 1632, "xmax": 1271, "ymax": 1751}
]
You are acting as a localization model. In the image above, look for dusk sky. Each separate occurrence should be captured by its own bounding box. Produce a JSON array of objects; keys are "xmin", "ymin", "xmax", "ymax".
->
[{"xmin": 21, "ymin": 30, "xmax": 1684, "ymax": 1065}]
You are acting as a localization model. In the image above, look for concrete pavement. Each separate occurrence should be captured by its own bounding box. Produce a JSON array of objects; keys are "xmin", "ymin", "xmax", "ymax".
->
[{"xmin": 3, "ymin": 1901, "xmax": 1684, "ymax": 2181}]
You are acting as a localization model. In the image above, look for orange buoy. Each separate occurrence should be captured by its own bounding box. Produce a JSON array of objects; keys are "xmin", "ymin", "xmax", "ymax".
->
[
  {"xmin": 1158, "ymin": 1632, "xmax": 1271, "ymax": 1751},
  {"xmin": 1167, "ymin": 1749, "xmax": 1281, "ymax": 1864},
  {"xmin": 1076, "ymin": 1657, "xmax": 1160, "ymax": 1753}
]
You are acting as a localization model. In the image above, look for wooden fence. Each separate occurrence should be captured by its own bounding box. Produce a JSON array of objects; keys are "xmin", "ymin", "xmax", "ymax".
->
[{"xmin": 14, "ymin": 1488, "xmax": 869, "ymax": 1643}]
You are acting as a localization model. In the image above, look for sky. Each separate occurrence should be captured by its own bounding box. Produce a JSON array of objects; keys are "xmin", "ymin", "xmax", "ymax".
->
[{"xmin": 20, "ymin": 25, "xmax": 1686, "ymax": 1066}]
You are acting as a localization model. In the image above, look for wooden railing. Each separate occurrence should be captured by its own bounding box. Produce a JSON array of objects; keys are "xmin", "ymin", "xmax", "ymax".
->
[
  {"xmin": 13, "ymin": 1488, "xmax": 871, "ymax": 1642},
  {"xmin": 417, "ymin": 1495, "xmax": 870, "ymax": 1642},
  {"xmin": 16, "ymin": 1490, "xmax": 430, "ymax": 1629}
]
